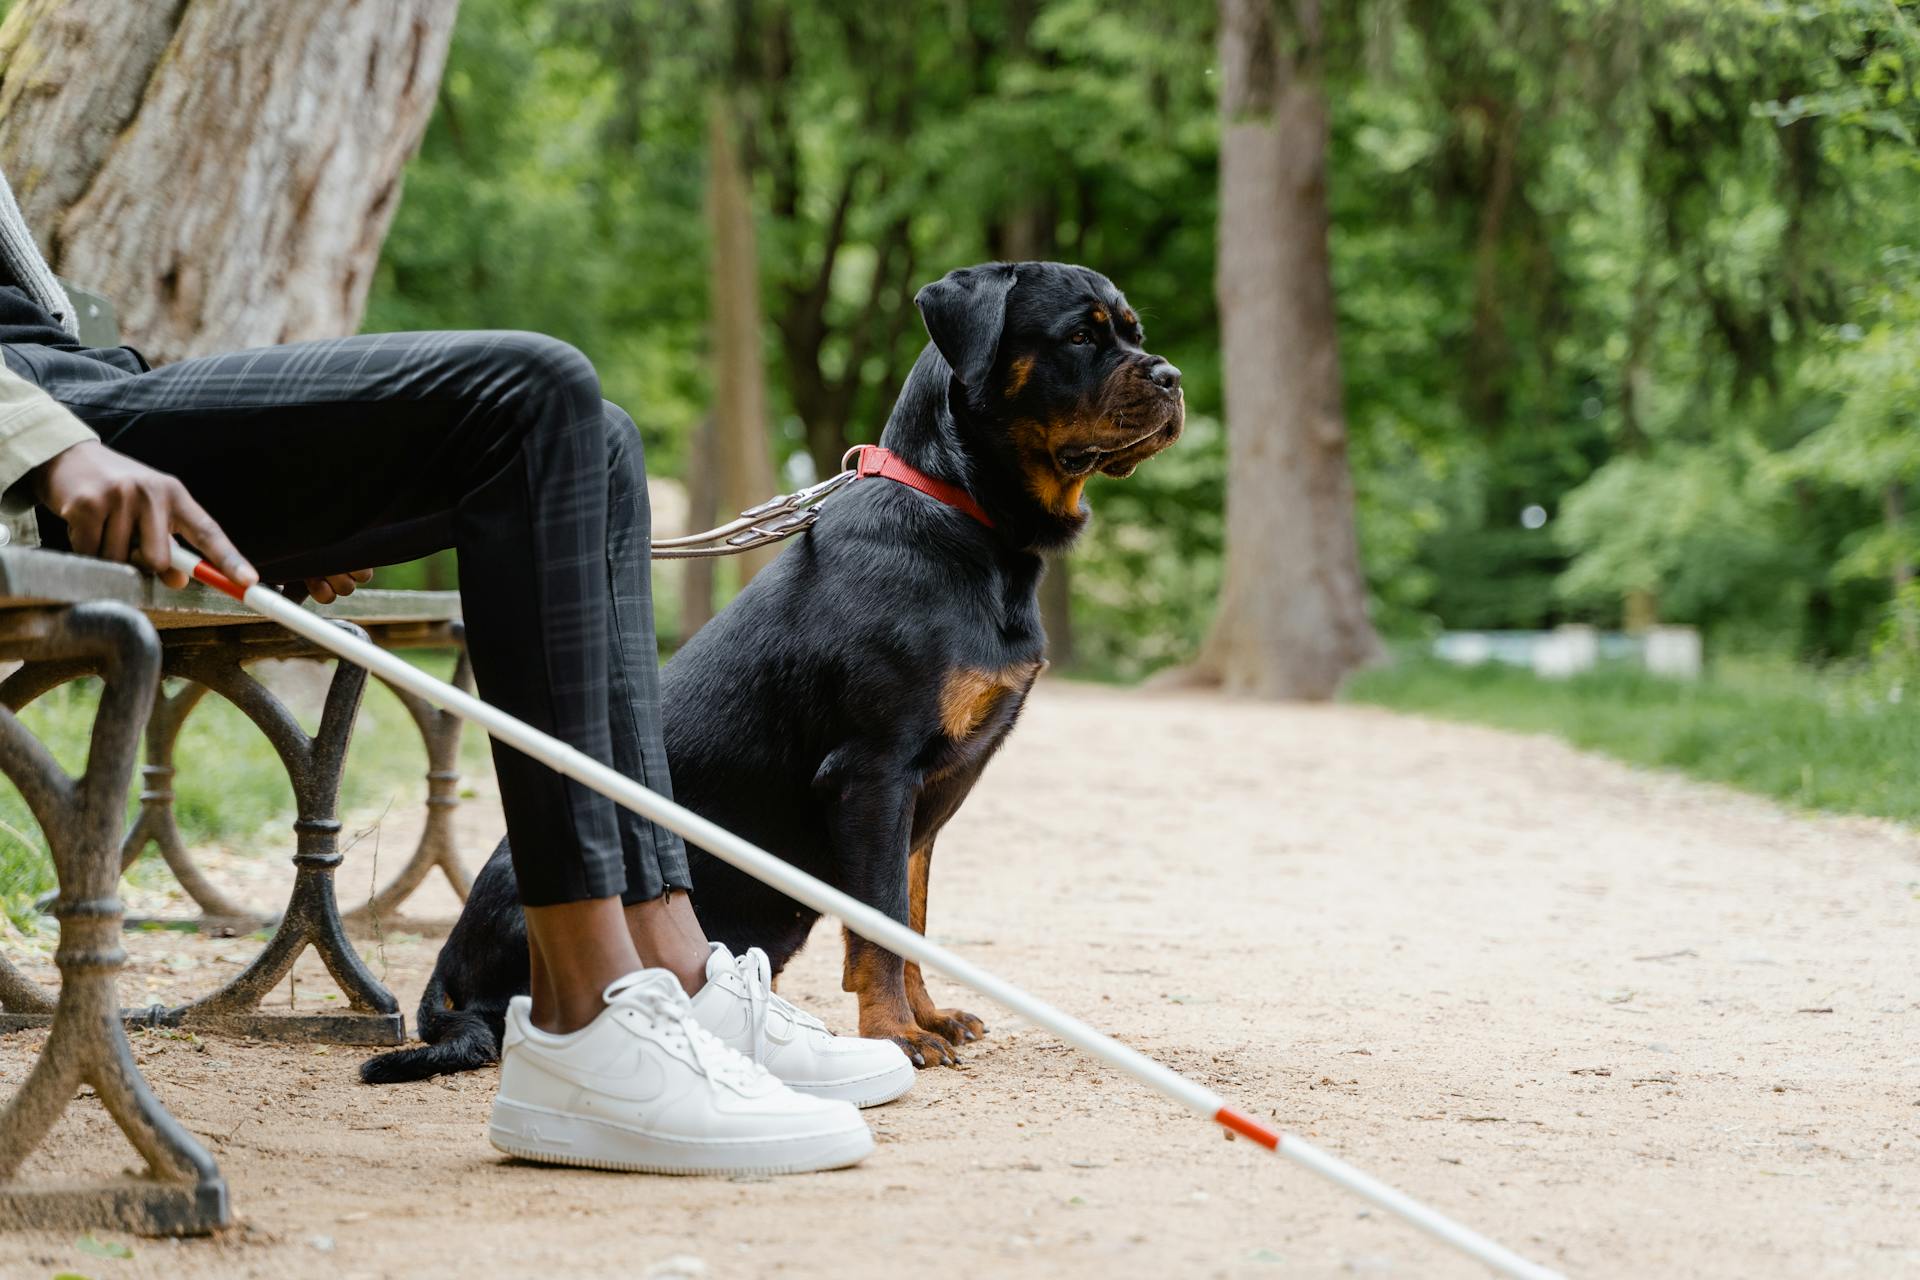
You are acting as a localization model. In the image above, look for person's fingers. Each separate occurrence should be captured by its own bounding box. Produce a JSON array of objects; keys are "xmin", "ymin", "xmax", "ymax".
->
[
  {"xmin": 63, "ymin": 499, "xmax": 103, "ymax": 557},
  {"xmin": 134, "ymin": 491, "xmax": 184, "ymax": 588},
  {"xmin": 306, "ymin": 576, "xmax": 337, "ymax": 604},
  {"xmin": 350, "ymin": 569, "xmax": 373, "ymax": 585},
  {"xmin": 171, "ymin": 487, "xmax": 258, "ymax": 590},
  {"xmin": 322, "ymin": 572, "xmax": 359, "ymax": 598},
  {"xmin": 98, "ymin": 494, "xmax": 135, "ymax": 566}
]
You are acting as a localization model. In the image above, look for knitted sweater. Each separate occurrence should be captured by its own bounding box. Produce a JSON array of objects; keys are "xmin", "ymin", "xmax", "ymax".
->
[{"xmin": 0, "ymin": 170, "xmax": 75, "ymax": 338}]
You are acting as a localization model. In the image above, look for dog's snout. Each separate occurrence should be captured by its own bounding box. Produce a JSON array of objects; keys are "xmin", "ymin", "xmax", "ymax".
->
[{"xmin": 1149, "ymin": 359, "xmax": 1182, "ymax": 392}]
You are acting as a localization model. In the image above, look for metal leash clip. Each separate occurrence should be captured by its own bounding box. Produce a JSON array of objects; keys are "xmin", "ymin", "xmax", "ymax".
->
[{"xmin": 652, "ymin": 466, "xmax": 860, "ymax": 560}]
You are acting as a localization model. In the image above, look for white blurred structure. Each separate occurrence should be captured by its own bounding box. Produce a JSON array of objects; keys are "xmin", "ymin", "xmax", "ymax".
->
[
  {"xmin": 1433, "ymin": 624, "xmax": 1701, "ymax": 680},
  {"xmin": 1529, "ymin": 625, "xmax": 1598, "ymax": 679},
  {"xmin": 1642, "ymin": 626, "xmax": 1704, "ymax": 679}
]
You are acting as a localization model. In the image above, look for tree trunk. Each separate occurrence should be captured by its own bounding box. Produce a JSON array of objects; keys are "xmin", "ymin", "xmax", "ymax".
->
[
  {"xmin": 0, "ymin": 0, "xmax": 458, "ymax": 362},
  {"xmin": 1187, "ymin": 0, "xmax": 1381, "ymax": 698},
  {"xmin": 1887, "ymin": 482, "xmax": 1916, "ymax": 652},
  {"xmin": 706, "ymin": 90, "xmax": 780, "ymax": 583},
  {"xmin": 678, "ymin": 415, "xmax": 720, "ymax": 642}
]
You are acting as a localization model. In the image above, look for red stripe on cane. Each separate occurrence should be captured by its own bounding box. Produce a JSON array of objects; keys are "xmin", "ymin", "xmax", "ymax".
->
[
  {"xmin": 191, "ymin": 560, "xmax": 247, "ymax": 601},
  {"xmin": 1215, "ymin": 1106, "xmax": 1281, "ymax": 1150}
]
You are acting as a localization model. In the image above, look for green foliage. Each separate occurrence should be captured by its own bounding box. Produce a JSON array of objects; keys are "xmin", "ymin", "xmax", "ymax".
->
[
  {"xmin": 1347, "ymin": 655, "xmax": 1920, "ymax": 825},
  {"xmin": 365, "ymin": 0, "xmax": 714, "ymax": 465},
  {"xmin": 1555, "ymin": 444, "xmax": 1804, "ymax": 624},
  {"xmin": 365, "ymin": 0, "xmax": 1920, "ymax": 672}
]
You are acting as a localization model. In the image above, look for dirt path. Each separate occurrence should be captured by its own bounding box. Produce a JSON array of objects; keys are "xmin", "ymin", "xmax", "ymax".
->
[{"xmin": 4, "ymin": 682, "xmax": 1917, "ymax": 1279}]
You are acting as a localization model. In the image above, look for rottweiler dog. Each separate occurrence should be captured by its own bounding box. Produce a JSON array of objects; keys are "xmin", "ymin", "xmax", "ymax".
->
[{"xmin": 362, "ymin": 261, "xmax": 1182, "ymax": 1084}]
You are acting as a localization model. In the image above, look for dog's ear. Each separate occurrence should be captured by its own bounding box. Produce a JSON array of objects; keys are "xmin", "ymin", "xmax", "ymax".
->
[{"xmin": 915, "ymin": 264, "xmax": 1018, "ymax": 388}]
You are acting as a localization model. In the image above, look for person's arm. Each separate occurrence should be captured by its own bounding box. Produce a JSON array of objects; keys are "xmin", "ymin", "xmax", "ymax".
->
[
  {"xmin": 0, "ymin": 364, "xmax": 257, "ymax": 590},
  {"xmin": 0, "ymin": 362, "xmax": 95, "ymax": 510}
]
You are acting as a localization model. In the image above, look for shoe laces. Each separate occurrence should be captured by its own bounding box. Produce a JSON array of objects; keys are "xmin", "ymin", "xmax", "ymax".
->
[
  {"xmin": 731, "ymin": 946, "xmax": 827, "ymax": 1064},
  {"xmin": 603, "ymin": 970, "xmax": 774, "ymax": 1093}
]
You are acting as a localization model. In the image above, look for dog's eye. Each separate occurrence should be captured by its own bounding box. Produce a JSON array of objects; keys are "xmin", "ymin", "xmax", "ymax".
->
[{"xmin": 1068, "ymin": 330, "xmax": 1092, "ymax": 345}]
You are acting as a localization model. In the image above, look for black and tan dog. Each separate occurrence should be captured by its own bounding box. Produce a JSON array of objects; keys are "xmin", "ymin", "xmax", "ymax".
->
[{"xmin": 362, "ymin": 261, "xmax": 1182, "ymax": 1083}]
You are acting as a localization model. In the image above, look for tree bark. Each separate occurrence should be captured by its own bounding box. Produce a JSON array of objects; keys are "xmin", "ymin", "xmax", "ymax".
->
[
  {"xmin": 706, "ymin": 90, "xmax": 780, "ymax": 583},
  {"xmin": 1187, "ymin": 0, "xmax": 1381, "ymax": 698},
  {"xmin": 0, "ymin": 0, "xmax": 458, "ymax": 362},
  {"xmin": 678, "ymin": 415, "xmax": 720, "ymax": 642},
  {"xmin": 1887, "ymin": 482, "xmax": 1916, "ymax": 651}
]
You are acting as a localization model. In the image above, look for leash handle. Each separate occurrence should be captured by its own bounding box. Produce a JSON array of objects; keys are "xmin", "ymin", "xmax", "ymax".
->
[{"xmin": 170, "ymin": 541, "xmax": 1564, "ymax": 1280}]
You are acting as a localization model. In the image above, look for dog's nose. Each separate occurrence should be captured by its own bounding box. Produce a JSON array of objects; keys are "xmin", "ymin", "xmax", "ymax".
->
[{"xmin": 1149, "ymin": 360, "xmax": 1182, "ymax": 392}]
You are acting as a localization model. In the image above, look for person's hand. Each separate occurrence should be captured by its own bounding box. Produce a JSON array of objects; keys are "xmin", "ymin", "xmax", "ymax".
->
[
  {"xmin": 285, "ymin": 569, "xmax": 373, "ymax": 605},
  {"xmin": 33, "ymin": 440, "xmax": 257, "ymax": 591}
]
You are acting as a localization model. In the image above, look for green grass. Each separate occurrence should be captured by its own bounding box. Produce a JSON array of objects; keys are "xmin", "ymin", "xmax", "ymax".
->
[
  {"xmin": 1345, "ymin": 656, "xmax": 1920, "ymax": 826},
  {"xmin": 0, "ymin": 652, "xmax": 488, "ymax": 933}
]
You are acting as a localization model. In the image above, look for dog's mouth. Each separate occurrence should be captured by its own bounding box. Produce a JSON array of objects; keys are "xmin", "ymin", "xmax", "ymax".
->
[
  {"xmin": 1055, "ymin": 414, "xmax": 1182, "ymax": 479},
  {"xmin": 1056, "ymin": 438, "xmax": 1141, "ymax": 477}
]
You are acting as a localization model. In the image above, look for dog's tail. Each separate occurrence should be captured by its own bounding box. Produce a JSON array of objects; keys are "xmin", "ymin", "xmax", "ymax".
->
[{"xmin": 358, "ymin": 969, "xmax": 505, "ymax": 1085}]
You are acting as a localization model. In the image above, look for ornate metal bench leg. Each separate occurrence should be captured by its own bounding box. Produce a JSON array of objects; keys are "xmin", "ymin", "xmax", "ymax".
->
[
  {"xmin": 120, "ymin": 679, "xmax": 270, "ymax": 930},
  {"xmin": 164, "ymin": 625, "xmax": 403, "ymax": 1045},
  {"xmin": 0, "ymin": 658, "xmax": 108, "ymax": 1021},
  {"xmin": 345, "ymin": 639, "xmax": 474, "ymax": 926},
  {"xmin": 2, "ymin": 662, "xmax": 264, "ymax": 933},
  {"xmin": 0, "ymin": 956, "xmax": 55, "ymax": 1020},
  {"xmin": 0, "ymin": 602, "xmax": 229, "ymax": 1235}
]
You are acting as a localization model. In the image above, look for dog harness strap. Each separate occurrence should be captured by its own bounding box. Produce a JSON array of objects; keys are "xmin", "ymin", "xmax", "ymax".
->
[{"xmin": 848, "ymin": 445, "xmax": 995, "ymax": 528}]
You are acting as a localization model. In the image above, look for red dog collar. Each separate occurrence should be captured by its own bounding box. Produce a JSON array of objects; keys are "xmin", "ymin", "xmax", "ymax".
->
[{"xmin": 845, "ymin": 445, "xmax": 995, "ymax": 529}]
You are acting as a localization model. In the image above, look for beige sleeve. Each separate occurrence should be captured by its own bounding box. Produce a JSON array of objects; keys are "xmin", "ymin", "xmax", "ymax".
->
[{"xmin": 0, "ymin": 364, "xmax": 95, "ymax": 518}]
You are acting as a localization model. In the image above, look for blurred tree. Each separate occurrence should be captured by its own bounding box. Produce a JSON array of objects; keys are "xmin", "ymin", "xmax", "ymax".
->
[
  {"xmin": 0, "ymin": 0, "xmax": 458, "ymax": 361},
  {"xmin": 1541, "ymin": 0, "xmax": 1920, "ymax": 654},
  {"xmin": 707, "ymin": 0, "xmax": 780, "ymax": 583},
  {"xmin": 750, "ymin": 3, "xmax": 957, "ymax": 481},
  {"xmin": 360, "ymin": 0, "xmax": 1920, "ymax": 674},
  {"xmin": 1180, "ymin": 0, "xmax": 1380, "ymax": 698}
]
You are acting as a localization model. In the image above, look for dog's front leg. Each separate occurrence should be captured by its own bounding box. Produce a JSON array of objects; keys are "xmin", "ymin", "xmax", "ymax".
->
[
  {"xmin": 821, "ymin": 753, "xmax": 960, "ymax": 1068},
  {"xmin": 904, "ymin": 842, "xmax": 987, "ymax": 1047}
]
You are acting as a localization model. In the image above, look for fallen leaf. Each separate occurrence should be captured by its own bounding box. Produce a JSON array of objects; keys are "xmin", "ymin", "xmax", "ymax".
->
[{"xmin": 76, "ymin": 1233, "xmax": 132, "ymax": 1260}]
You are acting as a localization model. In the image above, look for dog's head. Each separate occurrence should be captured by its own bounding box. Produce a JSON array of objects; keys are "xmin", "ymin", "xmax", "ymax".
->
[{"xmin": 913, "ymin": 261, "xmax": 1183, "ymax": 528}]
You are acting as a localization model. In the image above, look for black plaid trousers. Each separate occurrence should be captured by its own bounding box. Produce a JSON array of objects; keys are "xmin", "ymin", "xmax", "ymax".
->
[{"xmin": 1, "ymin": 330, "xmax": 689, "ymax": 906}]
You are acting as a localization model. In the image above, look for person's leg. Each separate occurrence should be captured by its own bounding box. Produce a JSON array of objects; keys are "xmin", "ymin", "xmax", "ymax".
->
[
  {"xmin": 13, "ymin": 334, "xmax": 884, "ymax": 1171},
  {"xmin": 21, "ymin": 332, "xmax": 646, "ymax": 1031},
  {"xmin": 523, "ymin": 901, "xmax": 641, "ymax": 1033},
  {"xmin": 597, "ymin": 405, "xmax": 710, "ymax": 992}
]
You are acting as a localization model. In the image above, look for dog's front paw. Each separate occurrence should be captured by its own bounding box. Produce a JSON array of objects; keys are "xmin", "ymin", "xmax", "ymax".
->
[
  {"xmin": 865, "ymin": 1017, "xmax": 962, "ymax": 1069},
  {"xmin": 917, "ymin": 1006, "xmax": 986, "ymax": 1046}
]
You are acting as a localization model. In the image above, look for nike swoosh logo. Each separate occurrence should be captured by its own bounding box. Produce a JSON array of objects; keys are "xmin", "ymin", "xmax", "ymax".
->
[{"xmin": 522, "ymin": 1045, "xmax": 671, "ymax": 1102}]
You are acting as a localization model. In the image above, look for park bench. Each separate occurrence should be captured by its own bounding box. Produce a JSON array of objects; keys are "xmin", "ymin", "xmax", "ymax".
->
[
  {"xmin": 0, "ymin": 288, "xmax": 476, "ymax": 1235},
  {"xmin": 0, "ymin": 552, "xmax": 473, "ymax": 1236}
]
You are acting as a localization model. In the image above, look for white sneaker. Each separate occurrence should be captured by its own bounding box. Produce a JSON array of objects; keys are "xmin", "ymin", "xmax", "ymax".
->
[
  {"xmin": 488, "ymin": 969, "xmax": 873, "ymax": 1175},
  {"xmin": 691, "ymin": 943, "xmax": 915, "ymax": 1108}
]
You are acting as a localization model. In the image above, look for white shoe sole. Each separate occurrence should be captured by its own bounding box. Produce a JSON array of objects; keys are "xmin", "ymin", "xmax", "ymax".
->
[
  {"xmin": 488, "ymin": 1098, "xmax": 874, "ymax": 1176},
  {"xmin": 788, "ymin": 1057, "xmax": 917, "ymax": 1109}
]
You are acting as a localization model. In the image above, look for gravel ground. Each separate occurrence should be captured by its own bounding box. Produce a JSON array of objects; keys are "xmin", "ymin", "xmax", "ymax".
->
[{"xmin": 2, "ymin": 680, "xmax": 1917, "ymax": 1279}]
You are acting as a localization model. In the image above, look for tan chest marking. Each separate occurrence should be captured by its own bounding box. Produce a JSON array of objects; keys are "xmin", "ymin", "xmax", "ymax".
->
[
  {"xmin": 1010, "ymin": 416, "xmax": 1092, "ymax": 516},
  {"xmin": 937, "ymin": 662, "xmax": 1045, "ymax": 740}
]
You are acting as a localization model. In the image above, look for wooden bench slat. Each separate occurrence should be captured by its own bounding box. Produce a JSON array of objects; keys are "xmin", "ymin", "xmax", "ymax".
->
[{"xmin": 0, "ymin": 547, "xmax": 461, "ymax": 627}]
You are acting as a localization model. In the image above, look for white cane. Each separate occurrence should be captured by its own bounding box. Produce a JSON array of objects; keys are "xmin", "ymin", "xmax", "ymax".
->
[{"xmin": 170, "ymin": 542, "xmax": 1566, "ymax": 1280}]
